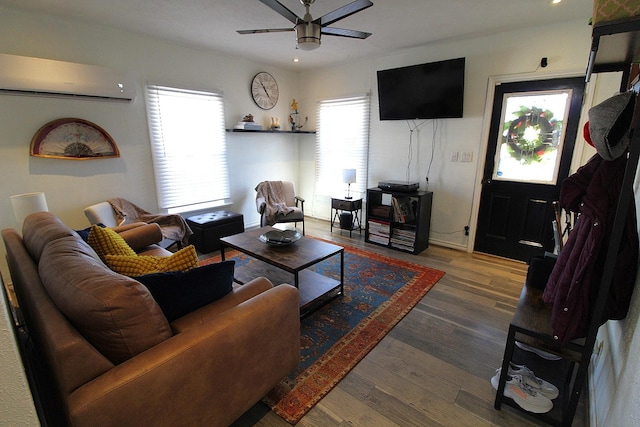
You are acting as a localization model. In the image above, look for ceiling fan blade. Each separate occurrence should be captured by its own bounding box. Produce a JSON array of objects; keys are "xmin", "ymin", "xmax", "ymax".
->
[
  {"xmin": 321, "ymin": 27, "xmax": 371, "ymax": 39},
  {"xmin": 314, "ymin": 0, "xmax": 373, "ymax": 27},
  {"xmin": 237, "ymin": 28, "xmax": 294, "ymax": 35},
  {"xmin": 259, "ymin": 0, "xmax": 301, "ymax": 25}
]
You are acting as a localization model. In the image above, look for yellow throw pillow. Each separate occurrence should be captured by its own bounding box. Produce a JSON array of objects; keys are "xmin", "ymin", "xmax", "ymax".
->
[
  {"xmin": 87, "ymin": 225, "xmax": 136, "ymax": 261},
  {"xmin": 105, "ymin": 245, "xmax": 199, "ymax": 277}
]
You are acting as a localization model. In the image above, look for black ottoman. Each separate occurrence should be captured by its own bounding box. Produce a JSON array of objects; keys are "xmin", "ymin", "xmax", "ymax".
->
[{"xmin": 186, "ymin": 211, "xmax": 244, "ymax": 253}]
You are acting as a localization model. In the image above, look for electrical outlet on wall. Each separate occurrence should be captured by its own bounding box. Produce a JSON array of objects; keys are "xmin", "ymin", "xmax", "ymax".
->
[
  {"xmin": 450, "ymin": 151, "xmax": 459, "ymax": 162},
  {"xmin": 460, "ymin": 151, "xmax": 473, "ymax": 162}
]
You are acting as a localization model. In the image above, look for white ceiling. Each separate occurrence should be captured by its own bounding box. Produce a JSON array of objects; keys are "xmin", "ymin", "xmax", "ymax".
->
[{"xmin": 0, "ymin": 0, "xmax": 594, "ymax": 70}]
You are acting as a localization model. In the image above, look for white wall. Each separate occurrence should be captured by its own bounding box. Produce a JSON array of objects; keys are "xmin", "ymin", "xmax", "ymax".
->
[
  {"xmin": 603, "ymin": 254, "xmax": 640, "ymax": 426},
  {"xmin": 0, "ymin": 11, "xmax": 595, "ymax": 265},
  {"xmin": 1, "ymin": 5, "xmax": 640, "ymax": 426},
  {"xmin": 0, "ymin": 6, "xmax": 304, "ymax": 236},
  {"xmin": 0, "ymin": 278, "xmax": 37, "ymax": 425},
  {"xmin": 0, "ymin": 6, "xmax": 302, "ymax": 425},
  {"xmin": 300, "ymin": 19, "xmax": 592, "ymax": 250}
]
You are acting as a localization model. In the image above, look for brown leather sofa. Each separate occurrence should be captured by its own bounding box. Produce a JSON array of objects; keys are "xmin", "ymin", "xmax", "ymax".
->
[{"xmin": 2, "ymin": 212, "xmax": 300, "ymax": 427}]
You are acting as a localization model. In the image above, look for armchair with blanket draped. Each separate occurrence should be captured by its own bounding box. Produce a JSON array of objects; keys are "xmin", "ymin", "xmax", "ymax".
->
[
  {"xmin": 84, "ymin": 198, "xmax": 192, "ymax": 249},
  {"xmin": 255, "ymin": 181, "xmax": 305, "ymax": 235}
]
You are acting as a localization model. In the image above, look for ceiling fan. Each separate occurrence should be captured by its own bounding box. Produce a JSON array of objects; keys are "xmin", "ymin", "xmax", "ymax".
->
[{"xmin": 237, "ymin": 0, "xmax": 373, "ymax": 51}]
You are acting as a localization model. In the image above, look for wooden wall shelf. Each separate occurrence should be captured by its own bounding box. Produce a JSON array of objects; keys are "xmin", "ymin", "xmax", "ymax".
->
[
  {"xmin": 586, "ymin": 16, "xmax": 640, "ymax": 82},
  {"xmin": 226, "ymin": 129, "xmax": 315, "ymax": 134}
]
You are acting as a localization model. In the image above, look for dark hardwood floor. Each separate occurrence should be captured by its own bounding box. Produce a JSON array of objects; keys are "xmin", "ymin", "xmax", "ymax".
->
[{"xmin": 228, "ymin": 218, "xmax": 587, "ymax": 427}]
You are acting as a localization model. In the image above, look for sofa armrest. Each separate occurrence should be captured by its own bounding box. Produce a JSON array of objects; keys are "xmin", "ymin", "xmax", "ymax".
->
[
  {"xmin": 67, "ymin": 284, "xmax": 300, "ymax": 427},
  {"xmin": 170, "ymin": 276, "xmax": 275, "ymax": 333},
  {"xmin": 110, "ymin": 222, "xmax": 147, "ymax": 233},
  {"xmin": 114, "ymin": 223, "xmax": 163, "ymax": 251}
]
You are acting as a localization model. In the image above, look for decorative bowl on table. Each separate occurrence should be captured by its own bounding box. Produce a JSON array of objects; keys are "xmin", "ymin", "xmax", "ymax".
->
[{"xmin": 259, "ymin": 229, "xmax": 302, "ymax": 246}]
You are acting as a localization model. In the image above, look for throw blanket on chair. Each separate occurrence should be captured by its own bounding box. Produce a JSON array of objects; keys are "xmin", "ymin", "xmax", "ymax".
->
[
  {"xmin": 108, "ymin": 198, "xmax": 193, "ymax": 247},
  {"xmin": 255, "ymin": 181, "xmax": 294, "ymax": 226}
]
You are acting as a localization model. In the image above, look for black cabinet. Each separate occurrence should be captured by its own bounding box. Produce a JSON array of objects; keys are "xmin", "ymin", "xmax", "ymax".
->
[{"xmin": 365, "ymin": 187, "xmax": 432, "ymax": 254}]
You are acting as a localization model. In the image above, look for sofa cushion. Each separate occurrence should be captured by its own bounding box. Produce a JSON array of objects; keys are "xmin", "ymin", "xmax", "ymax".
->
[
  {"xmin": 38, "ymin": 236, "xmax": 172, "ymax": 365},
  {"xmin": 87, "ymin": 224, "xmax": 137, "ymax": 261},
  {"xmin": 136, "ymin": 261, "xmax": 235, "ymax": 322},
  {"xmin": 105, "ymin": 245, "xmax": 199, "ymax": 276},
  {"xmin": 23, "ymin": 212, "xmax": 77, "ymax": 262},
  {"xmin": 75, "ymin": 224, "xmax": 105, "ymax": 242}
]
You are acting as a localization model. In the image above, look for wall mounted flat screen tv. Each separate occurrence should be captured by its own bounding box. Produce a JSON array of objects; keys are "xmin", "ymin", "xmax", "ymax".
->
[{"xmin": 377, "ymin": 57, "xmax": 465, "ymax": 120}]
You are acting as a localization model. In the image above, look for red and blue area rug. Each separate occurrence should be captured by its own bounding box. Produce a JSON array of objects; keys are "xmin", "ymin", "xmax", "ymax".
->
[{"xmin": 207, "ymin": 240, "xmax": 444, "ymax": 424}]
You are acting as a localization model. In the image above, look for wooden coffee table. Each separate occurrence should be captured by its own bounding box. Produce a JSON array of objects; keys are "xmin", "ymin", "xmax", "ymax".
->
[{"xmin": 219, "ymin": 226, "xmax": 344, "ymax": 316}]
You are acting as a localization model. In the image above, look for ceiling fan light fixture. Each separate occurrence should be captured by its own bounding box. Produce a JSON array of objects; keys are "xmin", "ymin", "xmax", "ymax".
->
[
  {"xmin": 296, "ymin": 22, "xmax": 321, "ymax": 50},
  {"xmin": 239, "ymin": 0, "xmax": 372, "ymax": 50}
]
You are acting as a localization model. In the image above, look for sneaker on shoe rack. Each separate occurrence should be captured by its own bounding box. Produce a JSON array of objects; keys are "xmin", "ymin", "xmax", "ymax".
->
[
  {"xmin": 515, "ymin": 341, "xmax": 562, "ymax": 361},
  {"xmin": 491, "ymin": 373, "xmax": 553, "ymax": 414},
  {"xmin": 508, "ymin": 362, "xmax": 559, "ymax": 400},
  {"xmin": 494, "ymin": 362, "xmax": 559, "ymax": 399}
]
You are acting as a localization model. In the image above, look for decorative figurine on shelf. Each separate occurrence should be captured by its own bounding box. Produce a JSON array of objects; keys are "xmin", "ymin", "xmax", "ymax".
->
[
  {"xmin": 242, "ymin": 114, "xmax": 255, "ymax": 122},
  {"xmin": 289, "ymin": 98, "xmax": 307, "ymax": 131},
  {"xmin": 289, "ymin": 114, "xmax": 308, "ymax": 131}
]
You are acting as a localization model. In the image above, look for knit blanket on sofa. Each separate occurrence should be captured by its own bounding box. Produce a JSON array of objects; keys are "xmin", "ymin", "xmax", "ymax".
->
[{"xmin": 108, "ymin": 198, "xmax": 192, "ymax": 247}]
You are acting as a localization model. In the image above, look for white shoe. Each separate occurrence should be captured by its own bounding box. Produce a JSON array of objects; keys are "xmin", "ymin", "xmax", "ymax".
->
[
  {"xmin": 515, "ymin": 341, "xmax": 562, "ymax": 361},
  {"xmin": 491, "ymin": 372, "xmax": 553, "ymax": 414},
  {"xmin": 495, "ymin": 362, "xmax": 559, "ymax": 399}
]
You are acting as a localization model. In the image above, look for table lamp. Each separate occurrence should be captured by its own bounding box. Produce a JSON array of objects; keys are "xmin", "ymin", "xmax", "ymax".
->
[
  {"xmin": 343, "ymin": 169, "xmax": 356, "ymax": 200},
  {"xmin": 10, "ymin": 192, "xmax": 49, "ymax": 225}
]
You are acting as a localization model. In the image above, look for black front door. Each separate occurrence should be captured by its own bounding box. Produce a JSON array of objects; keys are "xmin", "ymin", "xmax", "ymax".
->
[{"xmin": 474, "ymin": 77, "xmax": 585, "ymax": 261}]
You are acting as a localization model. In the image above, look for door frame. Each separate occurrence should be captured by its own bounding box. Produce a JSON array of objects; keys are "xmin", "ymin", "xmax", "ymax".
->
[{"xmin": 467, "ymin": 70, "xmax": 591, "ymax": 254}]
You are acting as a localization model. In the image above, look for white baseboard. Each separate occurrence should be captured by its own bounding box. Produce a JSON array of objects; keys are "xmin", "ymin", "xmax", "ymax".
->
[{"xmin": 427, "ymin": 238, "xmax": 468, "ymax": 251}]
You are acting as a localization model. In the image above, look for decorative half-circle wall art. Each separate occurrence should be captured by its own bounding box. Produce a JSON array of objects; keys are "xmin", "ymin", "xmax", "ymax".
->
[{"xmin": 30, "ymin": 118, "xmax": 119, "ymax": 159}]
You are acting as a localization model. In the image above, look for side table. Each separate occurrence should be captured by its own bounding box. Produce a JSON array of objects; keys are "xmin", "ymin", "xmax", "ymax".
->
[{"xmin": 331, "ymin": 197, "xmax": 362, "ymax": 237}]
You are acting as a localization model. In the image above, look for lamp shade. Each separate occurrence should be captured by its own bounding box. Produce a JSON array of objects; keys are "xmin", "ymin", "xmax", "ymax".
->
[
  {"xmin": 10, "ymin": 192, "xmax": 48, "ymax": 223},
  {"xmin": 342, "ymin": 169, "xmax": 356, "ymax": 184}
]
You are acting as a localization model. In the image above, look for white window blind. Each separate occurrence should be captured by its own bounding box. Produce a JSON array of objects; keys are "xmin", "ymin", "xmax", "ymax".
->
[
  {"xmin": 146, "ymin": 84, "xmax": 230, "ymax": 212},
  {"xmin": 315, "ymin": 95, "xmax": 370, "ymax": 197}
]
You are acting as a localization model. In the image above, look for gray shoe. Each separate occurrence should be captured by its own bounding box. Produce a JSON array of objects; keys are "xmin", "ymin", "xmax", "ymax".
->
[
  {"xmin": 491, "ymin": 372, "xmax": 553, "ymax": 413},
  {"xmin": 515, "ymin": 341, "xmax": 562, "ymax": 360},
  {"xmin": 501, "ymin": 362, "xmax": 559, "ymax": 399}
]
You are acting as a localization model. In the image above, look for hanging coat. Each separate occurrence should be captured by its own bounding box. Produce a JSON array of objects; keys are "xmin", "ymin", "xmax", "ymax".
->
[{"xmin": 542, "ymin": 154, "xmax": 638, "ymax": 343}]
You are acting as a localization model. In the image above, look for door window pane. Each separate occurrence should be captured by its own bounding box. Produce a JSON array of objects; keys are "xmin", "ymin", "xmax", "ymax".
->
[{"xmin": 493, "ymin": 90, "xmax": 572, "ymax": 184}]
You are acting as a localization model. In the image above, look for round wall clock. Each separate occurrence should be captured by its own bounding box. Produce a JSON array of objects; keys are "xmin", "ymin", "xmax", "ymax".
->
[
  {"xmin": 30, "ymin": 118, "xmax": 119, "ymax": 160},
  {"xmin": 251, "ymin": 72, "xmax": 279, "ymax": 110}
]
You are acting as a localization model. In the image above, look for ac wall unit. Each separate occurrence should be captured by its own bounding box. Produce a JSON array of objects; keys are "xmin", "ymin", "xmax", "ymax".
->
[{"xmin": 0, "ymin": 53, "xmax": 136, "ymax": 102}]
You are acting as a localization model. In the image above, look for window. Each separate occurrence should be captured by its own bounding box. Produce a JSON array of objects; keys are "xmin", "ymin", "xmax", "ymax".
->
[
  {"xmin": 146, "ymin": 85, "xmax": 230, "ymax": 213},
  {"xmin": 315, "ymin": 95, "xmax": 370, "ymax": 198}
]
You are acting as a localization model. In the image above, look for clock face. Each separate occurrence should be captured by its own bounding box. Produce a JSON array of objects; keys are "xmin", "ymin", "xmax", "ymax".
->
[{"xmin": 251, "ymin": 72, "xmax": 279, "ymax": 110}]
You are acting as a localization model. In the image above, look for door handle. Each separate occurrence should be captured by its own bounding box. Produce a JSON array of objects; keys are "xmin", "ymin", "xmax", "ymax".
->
[{"xmin": 482, "ymin": 178, "xmax": 492, "ymax": 185}]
